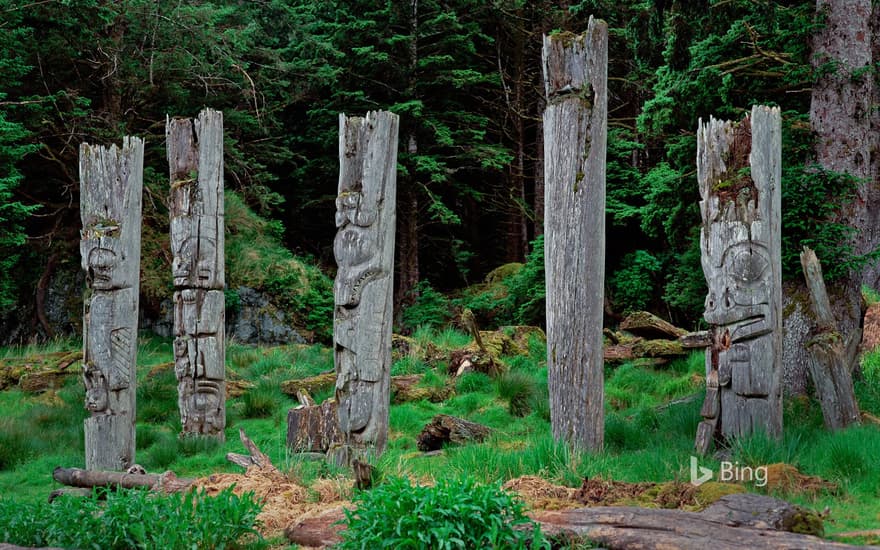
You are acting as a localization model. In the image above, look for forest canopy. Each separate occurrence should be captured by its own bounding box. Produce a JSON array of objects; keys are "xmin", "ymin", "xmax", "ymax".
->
[{"xmin": 0, "ymin": 0, "xmax": 876, "ymax": 340}]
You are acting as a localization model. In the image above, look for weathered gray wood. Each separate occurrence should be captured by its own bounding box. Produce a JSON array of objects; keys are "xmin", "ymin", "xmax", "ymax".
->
[
  {"xmin": 619, "ymin": 311, "xmax": 687, "ymax": 339},
  {"xmin": 167, "ymin": 109, "xmax": 226, "ymax": 439},
  {"xmin": 680, "ymin": 330, "xmax": 712, "ymax": 349},
  {"xmin": 333, "ymin": 111, "xmax": 399, "ymax": 462},
  {"xmin": 800, "ymin": 247, "xmax": 861, "ymax": 429},
  {"xmin": 52, "ymin": 466, "xmax": 193, "ymax": 493},
  {"xmin": 79, "ymin": 137, "xmax": 143, "ymax": 471},
  {"xmin": 531, "ymin": 503, "xmax": 867, "ymax": 550},
  {"xmin": 226, "ymin": 429, "xmax": 281, "ymax": 474},
  {"xmin": 416, "ymin": 414, "xmax": 491, "ymax": 451},
  {"xmin": 542, "ymin": 19, "xmax": 608, "ymax": 451},
  {"xmin": 694, "ymin": 105, "xmax": 783, "ymax": 453}
]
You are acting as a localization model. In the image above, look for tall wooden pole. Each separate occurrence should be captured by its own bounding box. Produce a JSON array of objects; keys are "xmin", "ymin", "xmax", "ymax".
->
[
  {"xmin": 542, "ymin": 18, "xmax": 608, "ymax": 452},
  {"xmin": 694, "ymin": 105, "xmax": 783, "ymax": 454},
  {"xmin": 80, "ymin": 136, "xmax": 143, "ymax": 470},
  {"xmin": 167, "ymin": 109, "xmax": 226, "ymax": 439},
  {"xmin": 333, "ymin": 111, "xmax": 399, "ymax": 464}
]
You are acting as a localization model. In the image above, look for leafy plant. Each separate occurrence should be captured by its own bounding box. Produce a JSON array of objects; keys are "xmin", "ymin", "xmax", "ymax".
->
[
  {"xmin": 339, "ymin": 476, "xmax": 547, "ymax": 549},
  {"xmin": 0, "ymin": 486, "xmax": 263, "ymax": 549},
  {"xmin": 609, "ymin": 250, "xmax": 662, "ymax": 313},
  {"xmin": 400, "ymin": 280, "xmax": 453, "ymax": 332}
]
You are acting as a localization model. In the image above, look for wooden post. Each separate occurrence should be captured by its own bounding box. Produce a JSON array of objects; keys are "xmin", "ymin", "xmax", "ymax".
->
[
  {"xmin": 167, "ymin": 109, "xmax": 226, "ymax": 439},
  {"xmin": 80, "ymin": 137, "xmax": 143, "ymax": 470},
  {"xmin": 800, "ymin": 247, "xmax": 860, "ymax": 429},
  {"xmin": 332, "ymin": 111, "xmax": 399, "ymax": 464},
  {"xmin": 694, "ymin": 106, "xmax": 783, "ymax": 455},
  {"xmin": 541, "ymin": 18, "xmax": 608, "ymax": 451}
]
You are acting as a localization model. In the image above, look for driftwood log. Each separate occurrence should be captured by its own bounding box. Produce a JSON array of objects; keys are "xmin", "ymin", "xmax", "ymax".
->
[
  {"xmin": 694, "ymin": 106, "xmax": 783, "ymax": 455},
  {"xmin": 167, "ymin": 109, "xmax": 226, "ymax": 440},
  {"xmin": 542, "ymin": 19, "xmax": 608, "ymax": 451},
  {"xmin": 333, "ymin": 111, "xmax": 399, "ymax": 464},
  {"xmin": 226, "ymin": 428, "xmax": 281, "ymax": 474},
  {"xmin": 532, "ymin": 493, "xmax": 874, "ymax": 550},
  {"xmin": 800, "ymin": 247, "xmax": 860, "ymax": 429},
  {"xmin": 79, "ymin": 137, "xmax": 143, "ymax": 471},
  {"xmin": 416, "ymin": 414, "xmax": 491, "ymax": 452},
  {"xmin": 285, "ymin": 507, "xmax": 347, "ymax": 547},
  {"xmin": 52, "ymin": 467, "xmax": 193, "ymax": 493}
]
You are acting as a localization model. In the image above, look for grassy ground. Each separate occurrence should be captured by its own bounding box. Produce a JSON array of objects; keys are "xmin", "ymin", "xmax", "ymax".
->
[{"xmin": 1, "ymin": 330, "xmax": 879, "ymax": 545}]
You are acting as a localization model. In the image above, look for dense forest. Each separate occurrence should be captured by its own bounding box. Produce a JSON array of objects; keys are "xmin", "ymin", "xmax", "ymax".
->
[{"xmin": 1, "ymin": 0, "xmax": 877, "ymax": 342}]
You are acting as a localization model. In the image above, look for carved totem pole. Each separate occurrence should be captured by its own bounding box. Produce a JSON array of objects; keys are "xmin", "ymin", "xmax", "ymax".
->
[
  {"xmin": 694, "ymin": 106, "xmax": 782, "ymax": 455},
  {"xmin": 542, "ymin": 18, "xmax": 608, "ymax": 451},
  {"xmin": 167, "ymin": 109, "xmax": 226, "ymax": 439},
  {"xmin": 80, "ymin": 137, "xmax": 144, "ymax": 470},
  {"xmin": 333, "ymin": 111, "xmax": 399, "ymax": 464}
]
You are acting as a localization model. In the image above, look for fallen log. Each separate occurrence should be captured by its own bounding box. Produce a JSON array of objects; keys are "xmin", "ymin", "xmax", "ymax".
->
[
  {"xmin": 531, "ymin": 497, "xmax": 866, "ymax": 550},
  {"xmin": 52, "ymin": 467, "xmax": 193, "ymax": 493},
  {"xmin": 417, "ymin": 414, "xmax": 491, "ymax": 452},
  {"xmin": 679, "ymin": 330, "xmax": 712, "ymax": 349},
  {"xmin": 280, "ymin": 371, "xmax": 336, "ymax": 398},
  {"xmin": 620, "ymin": 311, "xmax": 687, "ymax": 339},
  {"xmin": 391, "ymin": 374, "xmax": 454, "ymax": 403}
]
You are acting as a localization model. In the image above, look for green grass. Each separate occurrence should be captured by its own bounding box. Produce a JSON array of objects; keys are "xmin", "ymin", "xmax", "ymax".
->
[{"xmin": 1, "ymin": 335, "xmax": 880, "ymax": 544}]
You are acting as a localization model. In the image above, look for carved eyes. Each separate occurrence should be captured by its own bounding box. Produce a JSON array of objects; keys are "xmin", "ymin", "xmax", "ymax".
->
[{"xmin": 728, "ymin": 246, "xmax": 769, "ymax": 285}]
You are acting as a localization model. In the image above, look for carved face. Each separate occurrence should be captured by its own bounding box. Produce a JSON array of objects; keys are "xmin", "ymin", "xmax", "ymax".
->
[
  {"xmin": 704, "ymin": 240, "xmax": 772, "ymax": 341},
  {"xmin": 190, "ymin": 379, "xmax": 222, "ymax": 427},
  {"xmin": 83, "ymin": 363, "xmax": 108, "ymax": 413},
  {"xmin": 86, "ymin": 246, "xmax": 120, "ymax": 290},
  {"xmin": 173, "ymin": 237, "xmax": 217, "ymax": 286},
  {"xmin": 174, "ymin": 338, "xmax": 192, "ymax": 379}
]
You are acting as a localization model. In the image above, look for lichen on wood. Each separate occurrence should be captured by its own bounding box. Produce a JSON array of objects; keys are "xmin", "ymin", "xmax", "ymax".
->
[
  {"xmin": 79, "ymin": 136, "xmax": 143, "ymax": 471},
  {"xmin": 333, "ymin": 111, "xmax": 399, "ymax": 463},
  {"xmin": 694, "ymin": 106, "xmax": 783, "ymax": 454},
  {"xmin": 167, "ymin": 109, "xmax": 226, "ymax": 439},
  {"xmin": 542, "ymin": 16, "xmax": 608, "ymax": 451}
]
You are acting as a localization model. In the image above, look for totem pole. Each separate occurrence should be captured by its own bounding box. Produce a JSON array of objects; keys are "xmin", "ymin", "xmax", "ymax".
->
[
  {"xmin": 80, "ymin": 137, "xmax": 143, "ymax": 470},
  {"xmin": 542, "ymin": 17, "xmax": 608, "ymax": 451},
  {"xmin": 694, "ymin": 105, "xmax": 782, "ymax": 455},
  {"xmin": 333, "ymin": 111, "xmax": 399, "ymax": 464},
  {"xmin": 167, "ymin": 109, "xmax": 226, "ymax": 439}
]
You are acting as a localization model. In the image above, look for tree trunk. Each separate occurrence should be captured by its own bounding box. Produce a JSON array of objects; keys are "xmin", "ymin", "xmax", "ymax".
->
[
  {"xmin": 167, "ymin": 109, "xmax": 226, "ymax": 440},
  {"xmin": 807, "ymin": 0, "xmax": 879, "ymax": 359},
  {"xmin": 800, "ymin": 247, "xmax": 860, "ymax": 429},
  {"xmin": 287, "ymin": 400, "xmax": 342, "ymax": 453},
  {"xmin": 79, "ymin": 137, "xmax": 143, "ymax": 471},
  {"xmin": 542, "ymin": 19, "xmax": 608, "ymax": 451},
  {"xmin": 694, "ymin": 106, "xmax": 783, "ymax": 455},
  {"xmin": 333, "ymin": 111, "xmax": 399, "ymax": 462}
]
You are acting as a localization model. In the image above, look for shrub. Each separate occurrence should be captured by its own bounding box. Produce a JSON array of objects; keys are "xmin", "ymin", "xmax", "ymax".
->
[
  {"xmin": 609, "ymin": 250, "xmax": 662, "ymax": 312},
  {"xmin": 0, "ymin": 487, "xmax": 263, "ymax": 549},
  {"xmin": 400, "ymin": 280, "xmax": 453, "ymax": 332},
  {"xmin": 339, "ymin": 477, "xmax": 547, "ymax": 549}
]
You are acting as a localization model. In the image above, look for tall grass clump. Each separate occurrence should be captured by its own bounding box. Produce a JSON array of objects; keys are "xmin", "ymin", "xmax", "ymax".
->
[
  {"xmin": 339, "ymin": 477, "xmax": 548, "ymax": 550},
  {"xmin": 496, "ymin": 371, "xmax": 537, "ymax": 417},
  {"xmin": 0, "ymin": 487, "xmax": 263, "ymax": 549}
]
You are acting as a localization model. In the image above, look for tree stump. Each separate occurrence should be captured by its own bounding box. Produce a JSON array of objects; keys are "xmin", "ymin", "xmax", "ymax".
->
[
  {"xmin": 79, "ymin": 137, "xmax": 143, "ymax": 471},
  {"xmin": 167, "ymin": 109, "xmax": 226, "ymax": 440},
  {"xmin": 287, "ymin": 400, "xmax": 343, "ymax": 453},
  {"xmin": 694, "ymin": 106, "xmax": 783, "ymax": 455},
  {"xmin": 541, "ymin": 19, "xmax": 608, "ymax": 451},
  {"xmin": 333, "ymin": 111, "xmax": 399, "ymax": 462},
  {"xmin": 416, "ymin": 414, "xmax": 491, "ymax": 451}
]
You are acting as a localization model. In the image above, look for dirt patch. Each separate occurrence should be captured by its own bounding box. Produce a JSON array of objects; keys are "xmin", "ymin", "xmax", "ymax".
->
[
  {"xmin": 501, "ymin": 476, "xmax": 580, "ymax": 511},
  {"xmin": 575, "ymin": 477, "xmax": 656, "ymax": 505},
  {"xmin": 190, "ymin": 467, "xmax": 352, "ymax": 538}
]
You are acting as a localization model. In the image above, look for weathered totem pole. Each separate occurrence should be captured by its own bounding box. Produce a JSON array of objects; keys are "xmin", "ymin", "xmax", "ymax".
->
[
  {"xmin": 80, "ymin": 137, "xmax": 144, "ymax": 470},
  {"xmin": 167, "ymin": 109, "xmax": 226, "ymax": 439},
  {"xmin": 541, "ymin": 18, "xmax": 608, "ymax": 452},
  {"xmin": 333, "ymin": 111, "xmax": 399, "ymax": 464},
  {"xmin": 694, "ymin": 105, "xmax": 783, "ymax": 455}
]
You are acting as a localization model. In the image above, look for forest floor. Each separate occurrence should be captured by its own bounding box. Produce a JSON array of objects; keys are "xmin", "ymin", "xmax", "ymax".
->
[{"xmin": 1, "ymin": 329, "xmax": 879, "ymax": 547}]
